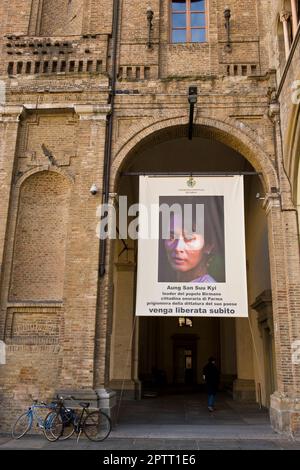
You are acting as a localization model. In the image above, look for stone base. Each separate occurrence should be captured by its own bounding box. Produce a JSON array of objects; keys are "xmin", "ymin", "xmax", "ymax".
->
[
  {"xmin": 270, "ymin": 392, "xmax": 300, "ymax": 436},
  {"xmin": 95, "ymin": 388, "xmax": 117, "ymax": 412},
  {"xmin": 220, "ymin": 374, "xmax": 236, "ymax": 394},
  {"xmin": 109, "ymin": 379, "xmax": 142, "ymax": 400},
  {"xmin": 56, "ymin": 388, "xmax": 99, "ymax": 408},
  {"xmin": 56, "ymin": 388, "xmax": 117, "ymax": 421},
  {"xmin": 233, "ymin": 379, "xmax": 256, "ymax": 402}
]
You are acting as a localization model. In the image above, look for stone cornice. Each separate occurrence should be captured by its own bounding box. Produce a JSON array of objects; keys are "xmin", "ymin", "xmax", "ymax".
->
[
  {"xmin": 0, "ymin": 105, "xmax": 23, "ymax": 122},
  {"xmin": 1, "ymin": 103, "xmax": 112, "ymax": 121},
  {"xmin": 74, "ymin": 104, "xmax": 111, "ymax": 120}
]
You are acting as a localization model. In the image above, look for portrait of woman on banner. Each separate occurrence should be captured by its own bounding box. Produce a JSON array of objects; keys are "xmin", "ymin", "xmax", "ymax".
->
[{"xmin": 158, "ymin": 196, "xmax": 226, "ymax": 283}]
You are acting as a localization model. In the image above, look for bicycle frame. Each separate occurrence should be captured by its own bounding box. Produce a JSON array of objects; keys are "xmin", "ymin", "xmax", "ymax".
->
[
  {"xmin": 73, "ymin": 406, "xmax": 89, "ymax": 442},
  {"xmin": 51, "ymin": 396, "xmax": 111, "ymax": 443},
  {"xmin": 27, "ymin": 403, "xmax": 56, "ymax": 431}
]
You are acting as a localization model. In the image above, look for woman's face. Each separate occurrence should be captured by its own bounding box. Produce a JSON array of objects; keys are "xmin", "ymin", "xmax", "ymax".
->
[{"xmin": 164, "ymin": 214, "xmax": 205, "ymax": 273}]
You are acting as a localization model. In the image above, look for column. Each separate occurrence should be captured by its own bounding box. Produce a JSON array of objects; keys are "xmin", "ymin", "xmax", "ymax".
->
[
  {"xmin": 28, "ymin": 0, "xmax": 43, "ymax": 35},
  {"xmin": 291, "ymin": 0, "xmax": 299, "ymax": 39},
  {"xmin": 265, "ymin": 193, "xmax": 300, "ymax": 434},
  {"xmin": 266, "ymin": 100, "xmax": 300, "ymax": 434},
  {"xmin": 109, "ymin": 260, "xmax": 139, "ymax": 399},
  {"xmin": 252, "ymin": 290, "xmax": 276, "ymax": 408},
  {"xmin": 280, "ymin": 11, "xmax": 292, "ymax": 60},
  {"xmin": 93, "ymin": 193, "xmax": 117, "ymax": 414},
  {"xmin": 233, "ymin": 318, "xmax": 256, "ymax": 402},
  {"xmin": 132, "ymin": 317, "xmax": 142, "ymax": 399},
  {"xmin": 0, "ymin": 105, "xmax": 23, "ymax": 333},
  {"xmin": 220, "ymin": 319, "xmax": 237, "ymax": 390},
  {"xmin": 57, "ymin": 104, "xmax": 115, "ymax": 410},
  {"xmin": 82, "ymin": 0, "xmax": 93, "ymax": 35}
]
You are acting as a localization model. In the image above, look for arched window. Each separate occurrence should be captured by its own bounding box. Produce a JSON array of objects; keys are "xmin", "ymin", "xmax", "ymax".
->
[{"xmin": 171, "ymin": 0, "xmax": 207, "ymax": 43}]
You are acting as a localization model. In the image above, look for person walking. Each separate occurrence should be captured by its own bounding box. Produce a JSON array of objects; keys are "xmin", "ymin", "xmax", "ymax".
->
[{"xmin": 203, "ymin": 357, "xmax": 220, "ymax": 412}]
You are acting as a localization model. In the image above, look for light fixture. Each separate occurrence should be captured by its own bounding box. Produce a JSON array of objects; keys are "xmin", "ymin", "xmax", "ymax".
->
[
  {"xmin": 188, "ymin": 86, "xmax": 198, "ymax": 105},
  {"xmin": 90, "ymin": 183, "xmax": 99, "ymax": 195},
  {"xmin": 147, "ymin": 6, "xmax": 154, "ymax": 49},
  {"xmin": 178, "ymin": 317, "xmax": 193, "ymax": 328},
  {"xmin": 224, "ymin": 7, "xmax": 232, "ymax": 52}
]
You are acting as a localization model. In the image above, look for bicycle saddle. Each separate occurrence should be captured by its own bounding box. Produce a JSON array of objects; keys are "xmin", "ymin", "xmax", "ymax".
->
[{"xmin": 79, "ymin": 402, "xmax": 90, "ymax": 408}]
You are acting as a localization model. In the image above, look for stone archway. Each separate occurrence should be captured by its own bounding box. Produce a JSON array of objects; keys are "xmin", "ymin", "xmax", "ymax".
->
[
  {"xmin": 97, "ymin": 117, "xmax": 300, "ymax": 434},
  {"xmin": 111, "ymin": 116, "xmax": 278, "ymax": 193},
  {"xmin": 108, "ymin": 121, "xmax": 270, "ymax": 393}
]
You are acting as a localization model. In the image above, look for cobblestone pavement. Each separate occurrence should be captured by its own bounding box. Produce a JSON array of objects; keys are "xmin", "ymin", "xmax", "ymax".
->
[
  {"xmin": 2, "ymin": 393, "xmax": 300, "ymax": 450},
  {"xmin": 1, "ymin": 435, "xmax": 300, "ymax": 450}
]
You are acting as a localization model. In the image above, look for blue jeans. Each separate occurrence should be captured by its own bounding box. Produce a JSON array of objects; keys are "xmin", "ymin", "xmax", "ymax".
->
[{"xmin": 208, "ymin": 394, "xmax": 216, "ymax": 408}]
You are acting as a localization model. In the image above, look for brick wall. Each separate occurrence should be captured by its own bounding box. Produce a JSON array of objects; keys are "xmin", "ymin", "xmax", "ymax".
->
[
  {"xmin": 4, "ymin": 0, "xmax": 33, "ymax": 35},
  {"xmin": 81, "ymin": 0, "xmax": 113, "ymax": 35},
  {"xmin": 118, "ymin": 0, "xmax": 264, "ymax": 80},
  {"xmin": 9, "ymin": 171, "xmax": 71, "ymax": 301},
  {"xmin": 0, "ymin": 0, "xmax": 299, "ymax": 435},
  {"xmin": 40, "ymin": 0, "xmax": 84, "ymax": 36},
  {"xmin": 0, "ymin": 342, "xmax": 62, "ymax": 432}
]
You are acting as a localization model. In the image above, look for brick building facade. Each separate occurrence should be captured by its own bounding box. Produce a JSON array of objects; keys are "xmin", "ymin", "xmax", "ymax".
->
[{"xmin": 0, "ymin": 0, "xmax": 299, "ymax": 436}]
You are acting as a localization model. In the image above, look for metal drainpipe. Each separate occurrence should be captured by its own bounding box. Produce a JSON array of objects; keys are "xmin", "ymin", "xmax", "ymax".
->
[
  {"xmin": 99, "ymin": 0, "xmax": 119, "ymax": 277},
  {"xmin": 188, "ymin": 101, "xmax": 195, "ymax": 140}
]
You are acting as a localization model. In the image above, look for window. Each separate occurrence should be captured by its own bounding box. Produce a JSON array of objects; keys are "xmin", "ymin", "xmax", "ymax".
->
[{"xmin": 171, "ymin": 0, "xmax": 207, "ymax": 43}]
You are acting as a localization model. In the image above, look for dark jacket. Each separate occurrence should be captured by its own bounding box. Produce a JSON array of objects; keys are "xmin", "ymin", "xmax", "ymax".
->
[{"xmin": 203, "ymin": 362, "xmax": 220, "ymax": 395}]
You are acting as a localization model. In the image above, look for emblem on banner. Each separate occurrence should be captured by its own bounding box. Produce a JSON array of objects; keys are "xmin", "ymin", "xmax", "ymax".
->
[{"xmin": 187, "ymin": 177, "xmax": 196, "ymax": 188}]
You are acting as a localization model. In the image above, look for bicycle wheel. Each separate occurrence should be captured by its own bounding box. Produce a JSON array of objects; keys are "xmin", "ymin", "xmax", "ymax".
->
[
  {"xmin": 83, "ymin": 410, "xmax": 111, "ymax": 442},
  {"xmin": 12, "ymin": 412, "xmax": 32, "ymax": 439},
  {"xmin": 43, "ymin": 411, "xmax": 64, "ymax": 442},
  {"xmin": 57, "ymin": 409, "xmax": 76, "ymax": 441}
]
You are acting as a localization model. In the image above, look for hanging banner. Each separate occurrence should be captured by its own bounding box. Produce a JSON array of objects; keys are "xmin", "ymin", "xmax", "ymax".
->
[{"xmin": 135, "ymin": 176, "xmax": 248, "ymax": 317}]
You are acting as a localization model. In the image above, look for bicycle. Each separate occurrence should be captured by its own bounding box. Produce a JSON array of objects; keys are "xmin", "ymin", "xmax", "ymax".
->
[
  {"xmin": 45, "ymin": 396, "xmax": 112, "ymax": 442},
  {"xmin": 44, "ymin": 395, "xmax": 76, "ymax": 441},
  {"xmin": 12, "ymin": 399, "xmax": 63, "ymax": 441}
]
